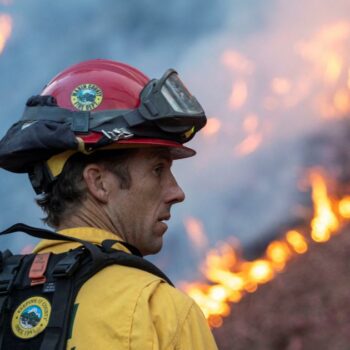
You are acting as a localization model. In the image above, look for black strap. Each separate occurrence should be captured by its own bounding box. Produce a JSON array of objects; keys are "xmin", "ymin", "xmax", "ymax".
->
[
  {"xmin": 105, "ymin": 249, "xmax": 174, "ymax": 286},
  {"xmin": 0, "ymin": 250, "xmax": 12, "ymax": 273},
  {"xmin": 21, "ymin": 105, "xmax": 144, "ymax": 131},
  {"xmin": 1, "ymin": 223, "xmax": 84, "ymax": 242},
  {"xmin": 102, "ymin": 239, "xmax": 142, "ymax": 257},
  {"xmin": 0, "ymin": 254, "xmax": 24, "ymax": 350},
  {"xmin": 0, "ymin": 223, "xmax": 106, "ymax": 272},
  {"xmin": 39, "ymin": 277, "xmax": 74, "ymax": 350}
]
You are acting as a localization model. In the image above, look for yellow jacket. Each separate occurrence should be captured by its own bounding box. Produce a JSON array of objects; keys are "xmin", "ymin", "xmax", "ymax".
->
[{"xmin": 33, "ymin": 227, "xmax": 218, "ymax": 350}]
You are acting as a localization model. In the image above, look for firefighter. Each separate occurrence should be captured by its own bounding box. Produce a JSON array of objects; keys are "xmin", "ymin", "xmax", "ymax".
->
[{"xmin": 0, "ymin": 59, "xmax": 218, "ymax": 349}]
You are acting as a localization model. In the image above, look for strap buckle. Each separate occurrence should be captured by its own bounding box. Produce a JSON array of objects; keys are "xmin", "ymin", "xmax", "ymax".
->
[
  {"xmin": 0, "ymin": 254, "xmax": 21, "ymax": 295},
  {"xmin": 29, "ymin": 253, "xmax": 51, "ymax": 286},
  {"xmin": 53, "ymin": 249, "xmax": 85, "ymax": 278}
]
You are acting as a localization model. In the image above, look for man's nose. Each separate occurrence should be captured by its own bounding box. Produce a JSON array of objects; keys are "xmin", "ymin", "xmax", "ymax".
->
[{"xmin": 166, "ymin": 175, "xmax": 185, "ymax": 205}]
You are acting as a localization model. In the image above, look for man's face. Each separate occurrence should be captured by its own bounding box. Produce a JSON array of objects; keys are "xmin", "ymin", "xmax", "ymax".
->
[{"xmin": 105, "ymin": 148, "xmax": 185, "ymax": 256}]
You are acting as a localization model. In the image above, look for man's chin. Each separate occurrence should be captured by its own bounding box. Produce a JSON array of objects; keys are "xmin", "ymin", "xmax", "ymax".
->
[{"xmin": 142, "ymin": 235, "xmax": 164, "ymax": 256}]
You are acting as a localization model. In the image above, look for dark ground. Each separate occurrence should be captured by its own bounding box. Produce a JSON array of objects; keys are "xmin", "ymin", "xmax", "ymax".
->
[{"xmin": 214, "ymin": 224, "xmax": 350, "ymax": 350}]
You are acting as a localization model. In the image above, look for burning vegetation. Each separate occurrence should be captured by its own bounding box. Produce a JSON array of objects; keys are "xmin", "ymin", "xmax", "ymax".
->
[
  {"xmin": 178, "ymin": 17, "xmax": 350, "ymax": 349},
  {"xmin": 182, "ymin": 171, "xmax": 350, "ymax": 329}
]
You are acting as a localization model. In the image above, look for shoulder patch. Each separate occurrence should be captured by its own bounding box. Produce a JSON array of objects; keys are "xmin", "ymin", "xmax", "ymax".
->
[{"xmin": 11, "ymin": 296, "xmax": 51, "ymax": 339}]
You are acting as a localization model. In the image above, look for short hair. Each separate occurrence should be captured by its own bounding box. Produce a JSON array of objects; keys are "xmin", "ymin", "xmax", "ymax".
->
[{"xmin": 36, "ymin": 149, "xmax": 137, "ymax": 228}]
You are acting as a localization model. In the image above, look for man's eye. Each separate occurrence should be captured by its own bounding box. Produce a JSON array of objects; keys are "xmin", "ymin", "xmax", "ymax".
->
[{"xmin": 154, "ymin": 165, "xmax": 164, "ymax": 176}]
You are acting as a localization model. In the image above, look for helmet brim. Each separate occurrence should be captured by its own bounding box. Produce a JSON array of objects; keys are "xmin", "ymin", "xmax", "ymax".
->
[{"xmin": 97, "ymin": 138, "xmax": 196, "ymax": 159}]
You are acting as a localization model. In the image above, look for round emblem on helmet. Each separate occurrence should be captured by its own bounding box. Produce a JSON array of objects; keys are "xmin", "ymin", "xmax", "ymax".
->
[
  {"xmin": 11, "ymin": 296, "xmax": 52, "ymax": 339},
  {"xmin": 71, "ymin": 83, "xmax": 103, "ymax": 111}
]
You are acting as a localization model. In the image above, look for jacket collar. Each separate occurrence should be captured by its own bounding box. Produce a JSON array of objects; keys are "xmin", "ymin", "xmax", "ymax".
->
[{"xmin": 33, "ymin": 227, "xmax": 130, "ymax": 254}]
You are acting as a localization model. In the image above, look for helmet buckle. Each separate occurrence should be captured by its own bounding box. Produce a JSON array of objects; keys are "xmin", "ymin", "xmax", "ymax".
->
[{"xmin": 101, "ymin": 128, "xmax": 134, "ymax": 141}]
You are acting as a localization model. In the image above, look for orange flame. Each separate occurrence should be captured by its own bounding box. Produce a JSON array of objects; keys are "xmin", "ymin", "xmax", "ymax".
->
[
  {"xmin": 202, "ymin": 118, "xmax": 222, "ymax": 137},
  {"xmin": 338, "ymin": 196, "xmax": 350, "ymax": 219},
  {"xmin": 234, "ymin": 133, "xmax": 262, "ymax": 156},
  {"xmin": 333, "ymin": 88, "xmax": 350, "ymax": 115},
  {"xmin": 233, "ymin": 114, "xmax": 263, "ymax": 157},
  {"xmin": 0, "ymin": 14, "xmax": 12, "ymax": 54},
  {"xmin": 296, "ymin": 21, "xmax": 350, "ymax": 84},
  {"xmin": 184, "ymin": 217, "xmax": 208, "ymax": 250},
  {"xmin": 183, "ymin": 171, "xmax": 347, "ymax": 328},
  {"xmin": 271, "ymin": 77, "xmax": 291, "ymax": 95},
  {"xmin": 229, "ymin": 80, "xmax": 248, "ymax": 110},
  {"xmin": 310, "ymin": 171, "xmax": 339, "ymax": 242},
  {"xmin": 221, "ymin": 50, "xmax": 254, "ymax": 75}
]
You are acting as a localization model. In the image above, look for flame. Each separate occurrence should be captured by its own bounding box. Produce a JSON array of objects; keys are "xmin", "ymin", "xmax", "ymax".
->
[
  {"xmin": 221, "ymin": 50, "xmax": 254, "ymax": 75},
  {"xmin": 0, "ymin": 14, "xmax": 12, "ymax": 54},
  {"xmin": 333, "ymin": 88, "xmax": 350, "ymax": 115},
  {"xmin": 271, "ymin": 77, "xmax": 291, "ymax": 95},
  {"xmin": 234, "ymin": 133, "xmax": 262, "ymax": 156},
  {"xmin": 242, "ymin": 114, "xmax": 258, "ymax": 133},
  {"xmin": 338, "ymin": 196, "xmax": 350, "ymax": 218},
  {"xmin": 310, "ymin": 171, "xmax": 339, "ymax": 242},
  {"xmin": 183, "ymin": 171, "xmax": 347, "ymax": 328},
  {"xmin": 229, "ymin": 80, "xmax": 248, "ymax": 110},
  {"xmin": 184, "ymin": 217, "xmax": 208, "ymax": 250},
  {"xmin": 233, "ymin": 114, "xmax": 263, "ymax": 157},
  {"xmin": 285, "ymin": 230, "xmax": 308, "ymax": 254},
  {"xmin": 296, "ymin": 21, "xmax": 350, "ymax": 84},
  {"xmin": 293, "ymin": 21, "xmax": 350, "ymax": 118},
  {"xmin": 203, "ymin": 117, "xmax": 222, "ymax": 137}
]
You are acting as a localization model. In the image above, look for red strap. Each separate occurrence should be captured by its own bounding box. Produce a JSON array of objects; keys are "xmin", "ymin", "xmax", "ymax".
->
[{"xmin": 29, "ymin": 253, "xmax": 51, "ymax": 286}]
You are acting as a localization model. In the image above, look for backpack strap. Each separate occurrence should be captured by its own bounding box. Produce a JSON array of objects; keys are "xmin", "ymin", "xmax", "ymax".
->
[
  {"xmin": 0, "ymin": 253, "xmax": 25, "ymax": 350},
  {"xmin": 39, "ymin": 244, "xmax": 174, "ymax": 350},
  {"xmin": 102, "ymin": 239, "xmax": 142, "ymax": 257},
  {"xmin": 0, "ymin": 223, "xmax": 106, "ymax": 272},
  {"xmin": 0, "ymin": 224, "xmax": 174, "ymax": 350},
  {"xmin": 101, "ymin": 240, "xmax": 174, "ymax": 286}
]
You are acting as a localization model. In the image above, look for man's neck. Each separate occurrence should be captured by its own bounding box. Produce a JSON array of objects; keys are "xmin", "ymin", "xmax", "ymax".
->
[{"xmin": 58, "ymin": 195, "xmax": 122, "ymax": 239}]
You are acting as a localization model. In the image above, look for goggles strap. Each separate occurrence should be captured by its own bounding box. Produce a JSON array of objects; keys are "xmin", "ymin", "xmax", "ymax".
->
[{"xmin": 21, "ymin": 105, "xmax": 144, "ymax": 132}]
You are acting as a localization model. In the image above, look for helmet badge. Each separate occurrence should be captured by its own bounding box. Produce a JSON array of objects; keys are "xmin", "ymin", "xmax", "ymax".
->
[{"xmin": 71, "ymin": 83, "xmax": 103, "ymax": 111}]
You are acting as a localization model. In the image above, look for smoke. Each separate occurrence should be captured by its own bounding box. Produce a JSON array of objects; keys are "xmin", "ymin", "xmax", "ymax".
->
[
  {"xmin": 156, "ymin": 0, "xmax": 350, "ymax": 279},
  {"xmin": 1, "ymin": 0, "xmax": 350, "ymax": 282}
]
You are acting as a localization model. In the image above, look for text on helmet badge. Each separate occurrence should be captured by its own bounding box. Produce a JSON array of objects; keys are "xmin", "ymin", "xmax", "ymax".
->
[{"xmin": 71, "ymin": 83, "xmax": 103, "ymax": 111}]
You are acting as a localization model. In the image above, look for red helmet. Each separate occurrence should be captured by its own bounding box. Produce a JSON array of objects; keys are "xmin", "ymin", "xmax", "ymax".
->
[
  {"xmin": 42, "ymin": 59, "xmax": 148, "ymax": 112},
  {"xmin": 0, "ymin": 59, "xmax": 207, "ymax": 193}
]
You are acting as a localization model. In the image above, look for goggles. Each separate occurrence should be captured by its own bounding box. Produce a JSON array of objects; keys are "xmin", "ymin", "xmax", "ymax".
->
[{"xmin": 138, "ymin": 69, "xmax": 205, "ymax": 134}]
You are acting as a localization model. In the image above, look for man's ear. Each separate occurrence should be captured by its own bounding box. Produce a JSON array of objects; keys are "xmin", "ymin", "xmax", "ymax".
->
[{"xmin": 82, "ymin": 164, "xmax": 112, "ymax": 203}]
